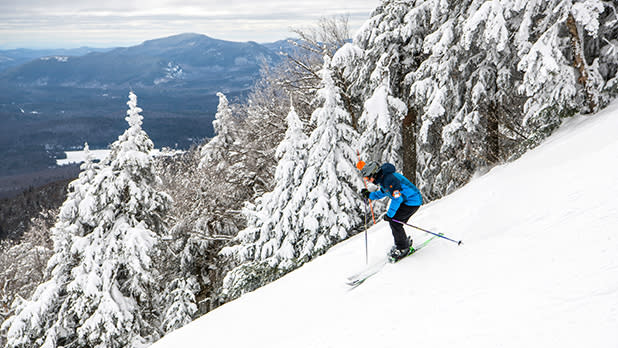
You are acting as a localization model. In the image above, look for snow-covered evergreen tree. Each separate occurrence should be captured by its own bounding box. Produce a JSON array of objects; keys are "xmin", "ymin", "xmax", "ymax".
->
[
  {"xmin": 435, "ymin": 0, "xmax": 519, "ymax": 194},
  {"xmin": 193, "ymin": 91, "xmax": 247, "ymax": 239},
  {"xmin": 333, "ymin": 0, "xmax": 617, "ymax": 200},
  {"xmin": 335, "ymin": 0, "xmax": 426, "ymax": 172},
  {"xmin": 221, "ymin": 59, "xmax": 364, "ymax": 300},
  {"xmin": 356, "ymin": 82, "xmax": 407, "ymax": 168},
  {"xmin": 0, "ymin": 212, "xmax": 54, "ymax": 348},
  {"xmin": 153, "ymin": 149, "xmax": 215, "ymax": 333},
  {"xmin": 516, "ymin": 0, "xmax": 611, "ymax": 134},
  {"xmin": 199, "ymin": 92, "xmax": 237, "ymax": 170},
  {"xmin": 157, "ymin": 85, "xmax": 290, "ymax": 320},
  {"xmin": 2, "ymin": 143, "xmax": 100, "ymax": 348},
  {"xmin": 296, "ymin": 57, "xmax": 363, "ymax": 259},
  {"xmin": 333, "ymin": 0, "xmax": 454, "ymax": 199},
  {"xmin": 221, "ymin": 105, "xmax": 309, "ymax": 298},
  {"xmin": 159, "ymin": 277, "xmax": 199, "ymax": 333},
  {"xmin": 156, "ymin": 17, "xmax": 356, "ymax": 313},
  {"xmin": 62, "ymin": 91, "xmax": 170, "ymax": 347},
  {"xmin": 3, "ymin": 92, "xmax": 171, "ymax": 348}
]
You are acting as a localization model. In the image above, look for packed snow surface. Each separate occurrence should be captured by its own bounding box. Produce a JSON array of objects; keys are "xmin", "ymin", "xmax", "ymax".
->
[{"xmin": 152, "ymin": 101, "xmax": 618, "ymax": 348}]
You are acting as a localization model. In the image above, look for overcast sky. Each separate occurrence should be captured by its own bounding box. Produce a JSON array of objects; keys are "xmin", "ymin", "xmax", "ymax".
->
[{"xmin": 0, "ymin": 0, "xmax": 380, "ymax": 49}]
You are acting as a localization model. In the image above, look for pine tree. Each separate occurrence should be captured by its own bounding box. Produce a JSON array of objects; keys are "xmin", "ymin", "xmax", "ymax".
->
[
  {"xmin": 295, "ymin": 57, "xmax": 363, "ymax": 259},
  {"xmin": 159, "ymin": 89, "xmax": 277, "ymax": 319},
  {"xmin": 2, "ymin": 143, "xmax": 100, "ymax": 348},
  {"xmin": 222, "ymin": 60, "xmax": 364, "ymax": 300},
  {"xmin": 516, "ymin": 0, "xmax": 611, "ymax": 133},
  {"xmin": 158, "ymin": 16, "xmax": 356, "ymax": 312},
  {"xmin": 3, "ymin": 92, "xmax": 171, "ymax": 348},
  {"xmin": 336, "ymin": 0, "xmax": 422, "ymax": 172},
  {"xmin": 160, "ymin": 277, "xmax": 199, "ymax": 333},
  {"xmin": 154, "ymin": 149, "xmax": 214, "ymax": 333},
  {"xmin": 336, "ymin": 0, "xmax": 455, "ymax": 199},
  {"xmin": 199, "ymin": 92, "xmax": 237, "ymax": 170},
  {"xmin": 194, "ymin": 91, "xmax": 245, "ymax": 238},
  {"xmin": 333, "ymin": 0, "xmax": 617, "ymax": 200},
  {"xmin": 221, "ymin": 104, "xmax": 309, "ymax": 299},
  {"xmin": 62, "ymin": 91, "xmax": 170, "ymax": 347},
  {"xmin": 437, "ymin": 0, "xmax": 521, "ymax": 194},
  {"xmin": 356, "ymin": 82, "xmax": 407, "ymax": 169}
]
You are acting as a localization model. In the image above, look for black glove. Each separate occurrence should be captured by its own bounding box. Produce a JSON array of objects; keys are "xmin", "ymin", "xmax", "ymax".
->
[
  {"xmin": 360, "ymin": 188, "xmax": 370, "ymax": 199},
  {"xmin": 383, "ymin": 215, "xmax": 393, "ymax": 222}
]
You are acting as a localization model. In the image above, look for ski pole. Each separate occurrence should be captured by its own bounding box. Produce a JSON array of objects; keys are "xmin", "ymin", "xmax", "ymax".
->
[
  {"xmin": 391, "ymin": 219, "xmax": 463, "ymax": 246},
  {"xmin": 356, "ymin": 150, "xmax": 376, "ymax": 225},
  {"xmin": 362, "ymin": 176, "xmax": 376, "ymax": 225},
  {"xmin": 363, "ymin": 198, "xmax": 369, "ymax": 264}
]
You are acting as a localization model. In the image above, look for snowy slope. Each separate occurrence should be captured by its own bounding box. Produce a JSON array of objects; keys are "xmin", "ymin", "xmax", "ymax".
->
[{"xmin": 152, "ymin": 101, "xmax": 618, "ymax": 348}]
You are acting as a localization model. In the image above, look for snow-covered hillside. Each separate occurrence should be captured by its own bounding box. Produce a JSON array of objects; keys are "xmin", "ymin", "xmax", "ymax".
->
[{"xmin": 151, "ymin": 101, "xmax": 618, "ymax": 348}]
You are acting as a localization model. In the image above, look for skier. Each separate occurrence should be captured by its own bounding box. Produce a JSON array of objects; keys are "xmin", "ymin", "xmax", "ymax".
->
[{"xmin": 359, "ymin": 161, "xmax": 423, "ymax": 262}]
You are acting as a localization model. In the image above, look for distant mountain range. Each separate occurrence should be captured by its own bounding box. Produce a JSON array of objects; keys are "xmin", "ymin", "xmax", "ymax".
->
[
  {"xmin": 0, "ymin": 47, "xmax": 114, "ymax": 73},
  {"xmin": 0, "ymin": 33, "xmax": 298, "ymax": 186},
  {"xmin": 0, "ymin": 33, "xmax": 293, "ymax": 91}
]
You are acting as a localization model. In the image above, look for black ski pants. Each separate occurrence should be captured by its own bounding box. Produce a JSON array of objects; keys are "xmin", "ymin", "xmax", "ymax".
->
[{"xmin": 389, "ymin": 204, "xmax": 420, "ymax": 249}]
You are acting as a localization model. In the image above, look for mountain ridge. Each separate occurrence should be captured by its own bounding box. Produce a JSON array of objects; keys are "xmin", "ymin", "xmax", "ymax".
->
[
  {"xmin": 0, "ymin": 47, "xmax": 114, "ymax": 73},
  {"xmin": 0, "ymin": 33, "xmax": 286, "ymax": 90},
  {"xmin": 0, "ymin": 33, "xmax": 301, "ymax": 179}
]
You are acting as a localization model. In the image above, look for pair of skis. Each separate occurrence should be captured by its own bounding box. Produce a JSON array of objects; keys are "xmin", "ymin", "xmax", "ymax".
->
[{"xmin": 345, "ymin": 233, "xmax": 442, "ymax": 288}]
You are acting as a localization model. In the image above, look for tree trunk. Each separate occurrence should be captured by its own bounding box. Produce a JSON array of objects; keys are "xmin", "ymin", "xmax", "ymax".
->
[
  {"xmin": 566, "ymin": 12, "xmax": 596, "ymax": 113},
  {"xmin": 402, "ymin": 107, "xmax": 417, "ymax": 182},
  {"xmin": 486, "ymin": 101, "xmax": 500, "ymax": 165}
]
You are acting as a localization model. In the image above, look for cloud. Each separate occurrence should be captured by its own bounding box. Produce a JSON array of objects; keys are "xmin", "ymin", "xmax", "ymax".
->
[{"xmin": 0, "ymin": 0, "xmax": 379, "ymax": 48}]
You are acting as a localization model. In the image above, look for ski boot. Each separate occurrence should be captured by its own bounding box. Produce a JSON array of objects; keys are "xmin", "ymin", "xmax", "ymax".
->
[{"xmin": 388, "ymin": 237, "xmax": 414, "ymax": 263}]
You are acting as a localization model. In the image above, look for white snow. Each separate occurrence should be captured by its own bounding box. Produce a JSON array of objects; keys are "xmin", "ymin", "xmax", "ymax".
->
[
  {"xmin": 57, "ymin": 148, "xmax": 182, "ymax": 166},
  {"xmin": 154, "ymin": 62, "xmax": 184, "ymax": 85},
  {"xmin": 152, "ymin": 100, "xmax": 618, "ymax": 348},
  {"xmin": 40, "ymin": 56, "xmax": 69, "ymax": 62},
  {"xmin": 57, "ymin": 149, "xmax": 111, "ymax": 166},
  {"xmin": 571, "ymin": 1, "xmax": 605, "ymax": 36}
]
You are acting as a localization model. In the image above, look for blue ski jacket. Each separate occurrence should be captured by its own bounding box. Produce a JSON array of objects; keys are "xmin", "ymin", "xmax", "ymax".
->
[{"xmin": 368, "ymin": 163, "xmax": 423, "ymax": 218}]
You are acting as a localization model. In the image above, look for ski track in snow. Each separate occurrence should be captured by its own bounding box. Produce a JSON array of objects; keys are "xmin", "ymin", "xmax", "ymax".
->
[{"xmin": 152, "ymin": 100, "xmax": 618, "ymax": 348}]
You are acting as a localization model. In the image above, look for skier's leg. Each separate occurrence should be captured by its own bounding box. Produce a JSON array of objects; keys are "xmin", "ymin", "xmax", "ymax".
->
[
  {"xmin": 389, "ymin": 205, "xmax": 419, "ymax": 249},
  {"xmin": 398, "ymin": 205, "xmax": 419, "ymax": 224},
  {"xmin": 388, "ymin": 220, "xmax": 408, "ymax": 249}
]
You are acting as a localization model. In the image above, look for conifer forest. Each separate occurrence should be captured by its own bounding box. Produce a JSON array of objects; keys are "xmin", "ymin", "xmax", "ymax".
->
[{"xmin": 1, "ymin": 1, "xmax": 617, "ymax": 347}]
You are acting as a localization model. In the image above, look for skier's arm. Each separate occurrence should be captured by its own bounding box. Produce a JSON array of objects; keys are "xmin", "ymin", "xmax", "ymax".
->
[
  {"xmin": 386, "ymin": 194, "xmax": 403, "ymax": 217},
  {"xmin": 369, "ymin": 190, "xmax": 388, "ymax": 201},
  {"xmin": 383, "ymin": 176, "xmax": 404, "ymax": 218}
]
